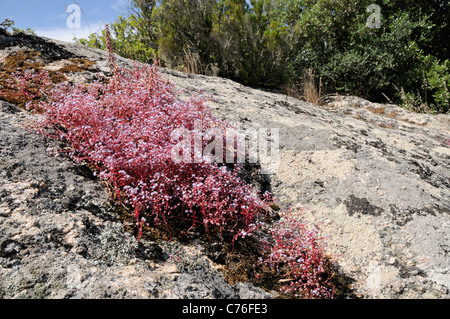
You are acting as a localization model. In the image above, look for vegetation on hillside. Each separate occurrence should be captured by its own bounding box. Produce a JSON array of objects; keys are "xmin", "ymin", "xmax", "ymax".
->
[{"xmin": 77, "ymin": 0, "xmax": 449, "ymax": 114}]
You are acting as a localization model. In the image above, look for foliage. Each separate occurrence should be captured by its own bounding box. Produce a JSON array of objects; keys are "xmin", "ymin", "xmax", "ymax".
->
[
  {"xmin": 260, "ymin": 208, "xmax": 334, "ymax": 298},
  {"xmin": 76, "ymin": 15, "xmax": 156, "ymax": 64},
  {"xmin": 78, "ymin": 0, "xmax": 449, "ymax": 113},
  {"xmin": 77, "ymin": 0, "xmax": 295, "ymax": 89},
  {"xmin": 423, "ymin": 55, "xmax": 450, "ymax": 113}
]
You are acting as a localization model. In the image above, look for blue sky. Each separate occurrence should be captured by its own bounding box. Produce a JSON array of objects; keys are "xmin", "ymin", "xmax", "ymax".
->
[{"xmin": 1, "ymin": 0, "xmax": 131, "ymax": 42}]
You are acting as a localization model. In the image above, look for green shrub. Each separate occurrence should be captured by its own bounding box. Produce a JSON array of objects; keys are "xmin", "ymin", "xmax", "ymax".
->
[
  {"xmin": 76, "ymin": 15, "xmax": 156, "ymax": 64},
  {"xmin": 423, "ymin": 56, "xmax": 450, "ymax": 113},
  {"xmin": 76, "ymin": 0, "xmax": 450, "ymax": 113}
]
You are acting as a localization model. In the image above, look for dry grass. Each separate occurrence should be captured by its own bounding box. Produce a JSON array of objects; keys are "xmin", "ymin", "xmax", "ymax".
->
[
  {"xmin": 285, "ymin": 81, "xmax": 303, "ymax": 100},
  {"xmin": 303, "ymin": 68, "xmax": 322, "ymax": 105},
  {"xmin": 178, "ymin": 49, "xmax": 201, "ymax": 75},
  {"xmin": 285, "ymin": 69, "xmax": 322, "ymax": 105}
]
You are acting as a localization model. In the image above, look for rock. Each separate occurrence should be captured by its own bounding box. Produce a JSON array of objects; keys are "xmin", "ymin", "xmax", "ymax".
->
[
  {"xmin": 0, "ymin": 99, "xmax": 270, "ymax": 299},
  {"xmin": 1, "ymin": 32, "xmax": 449, "ymax": 299},
  {"xmin": 135, "ymin": 242, "xmax": 166, "ymax": 261},
  {"xmin": 0, "ymin": 239, "xmax": 23, "ymax": 258},
  {"xmin": 388, "ymin": 257, "xmax": 397, "ymax": 265}
]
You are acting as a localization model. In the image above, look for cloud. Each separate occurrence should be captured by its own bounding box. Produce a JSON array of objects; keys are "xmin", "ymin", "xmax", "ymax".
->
[
  {"xmin": 111, "ymin": 0, "xmax": 129, "ymax": 14},
  {"xmin": 45, "ymin": 13, "xmax": 67, "ymax": 21}
]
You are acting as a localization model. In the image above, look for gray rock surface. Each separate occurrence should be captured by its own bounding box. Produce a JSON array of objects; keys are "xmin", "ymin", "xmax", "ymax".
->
[
  {"xmin": 0, "ymin": 100, "xmax": 272, "ymax": 299},
  {"xmin": 1, "ymin": 32, "xmax": 449, "ymax": 298},
  {"xmin": 163, "ymin": 72, "xmax": 450, "ymax": 299}
]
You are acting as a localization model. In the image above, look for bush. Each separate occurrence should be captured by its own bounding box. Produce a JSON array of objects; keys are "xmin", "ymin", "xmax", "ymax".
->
[
  {"xmin": 76, "ymin": 15, "xmax": 156, "ymax": 65},
  {"xmin": 423, "ymin": 56, "xmax": 450, "ymax": 113},
  {"xmin": 77, "ymin": 0, "xmax": 449, "ymax": 113},
  {"xmin": 77, "ymin": 0, "xmax": 295, "ymax": 90}
]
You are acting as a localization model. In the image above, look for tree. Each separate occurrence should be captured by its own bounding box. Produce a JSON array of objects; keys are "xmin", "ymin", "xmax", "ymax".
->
[{"xmin": 76, "ymin": 0, "xmax": 449, "ymax": 113}]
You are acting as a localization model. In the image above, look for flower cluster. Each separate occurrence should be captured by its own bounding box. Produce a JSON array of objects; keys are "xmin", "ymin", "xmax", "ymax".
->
[
  {"xmin": 35, "ymin": 61, "xmax": 266, "ymax": 240},
  {"xmin": 260, "ymin": 208, "xmax": 334, "ymax": 299}
]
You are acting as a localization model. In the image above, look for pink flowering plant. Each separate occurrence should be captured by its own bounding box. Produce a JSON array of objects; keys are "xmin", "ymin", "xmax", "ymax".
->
[
  {"xmin": 31, "ymin": 59, "xmax": 267, "ymax": 241},
  {"xmin": 260, "ymin": 207, "xmax": 335, "ymax": 299}
]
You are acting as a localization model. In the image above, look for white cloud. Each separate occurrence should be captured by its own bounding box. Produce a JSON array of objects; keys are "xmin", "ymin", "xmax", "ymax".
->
[
  {"xmin": 45, "ymin": 13, "xmax": 67, "ymax": 21},
  {"xmin": 34, "ymin": 28, "xmax": 79, "ymax": 42}
]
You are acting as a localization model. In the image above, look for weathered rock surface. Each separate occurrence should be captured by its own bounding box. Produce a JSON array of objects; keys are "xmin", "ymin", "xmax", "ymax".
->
[{"xmin": 1, "ymin": 32, "xmax": 449, "ymax": 298}]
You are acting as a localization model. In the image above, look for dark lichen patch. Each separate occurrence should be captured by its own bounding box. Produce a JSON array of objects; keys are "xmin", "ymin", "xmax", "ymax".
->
[
  {"xmin": 332, "ymin": 136, "xmax": 361, "ymax": 153},
  {"xmin": 408, "ymin": 160, "xmax": 433, "ymax": 181},
  {"xmin": 0, "ymin": 239, "xmax": 23, "ymax": 258},
  {"xmin": 68, "ymin": 163, "xmax": 97, "ymax": 181},
  {"xmin": 398, "ymin": 264, "xmax": 426, "ymax": 279},
  {"xmin": 0, "ymin": 31, "xmax": 75, "ymax": 61},
  {"xmin": 344, "ymin": 195, "xmax": 384, "ymax": 217},
  {"xmin": 365, "ymin": 139, "xmax": 393, "ymax": 157},
  {"xmin": 389, "ymin": 205, "xmax": 415, "ymax": 226},
  {"xmin": 276, "ymin": 99, "xmax": 317, "ymax": 117},
  {"xmin": 407, "ymin": 160, "xmax": 449, "ymax": 189},
  {"xmin": 388, "ymin": 204, "xmax": 450, "ymax": 226}
]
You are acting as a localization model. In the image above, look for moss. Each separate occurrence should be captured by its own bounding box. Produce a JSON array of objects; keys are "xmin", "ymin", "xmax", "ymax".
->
[
  {"xmin": 378, "ymin": 122, "xmax": 397, "ymax": 129},
  {"xmin": 2, "ymin": 50, "xmax": 42, "ymax": 71},
  {"xmin": 0, "ymin": 51, "xmax": 96, "ymax": 109},
  {"xmin": 0, "ymin": 50, "xmax": 67, "ymax": 108},
  {"xmin": 48, "ymin": 71, "xmax": 67, "ymax": 84},
  {"xmin": 386, "ymin": 111, "xmax": 398, "ymax": 119}
]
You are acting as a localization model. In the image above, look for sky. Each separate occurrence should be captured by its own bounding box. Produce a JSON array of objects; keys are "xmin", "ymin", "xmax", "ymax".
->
[{"xmin": 1, "ymin": 0, "xmax": 131, "ymax": 42}]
